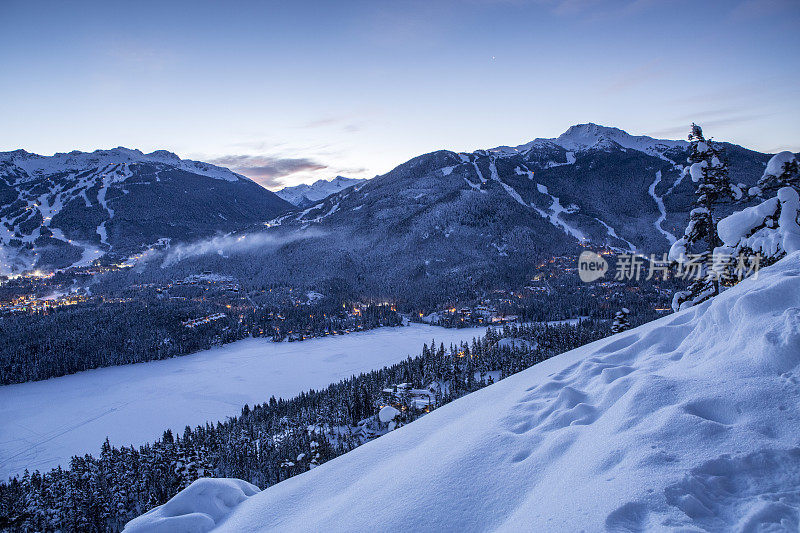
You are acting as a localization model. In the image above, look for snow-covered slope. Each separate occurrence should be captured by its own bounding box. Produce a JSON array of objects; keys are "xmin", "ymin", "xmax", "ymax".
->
[
  {"xmin": 0, "ymin": 148, "xmax": 291, "ymax": 274},
  {"xmin": 255, "ymin": 125, "xmax": 768, "ymax": 293},
  {"xmin": 275, "ymin": 176, "xmax": 366, "ymax": 207},
  {"xmin": 1, "ymin": 147, "xmax": 249, "ymax": 183},
  {"xmin": 128, "ymin": 252, "xmax": 800, "ymax": 532}
]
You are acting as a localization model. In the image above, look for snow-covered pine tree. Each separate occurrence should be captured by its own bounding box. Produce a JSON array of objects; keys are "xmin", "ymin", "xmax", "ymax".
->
[
  {"xmin": 611, "ymin": 308, "xmax": 631, "ymax": 334},
  {"xmin": 669, "ymin": 124, "xmax": 743, "ymax": 311},
  {"xmin": 713, "ymin": 152, "xmax": 800, "ymax": 277},
  {"xmin": 755, "ymin": 151, "xmax": 800, "ymax": 195}
]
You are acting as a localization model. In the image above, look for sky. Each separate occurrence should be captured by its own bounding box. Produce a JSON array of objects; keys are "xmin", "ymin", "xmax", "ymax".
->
[{"xmin": 1, "ymin": 0, "xmax": 799, "ymax": 190}]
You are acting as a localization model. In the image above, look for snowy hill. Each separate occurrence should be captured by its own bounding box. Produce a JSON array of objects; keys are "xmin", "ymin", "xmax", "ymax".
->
[
  {"xmin": 0, "ymin": 148, "xmax": 291, "ymax": 274},
  {"xmin": 276, "ymin": 176, "xmax": 366, "ymax": 207},
  {"xmin": 127, "ymin": 252, "xmax": 800, "ymax": 532}
]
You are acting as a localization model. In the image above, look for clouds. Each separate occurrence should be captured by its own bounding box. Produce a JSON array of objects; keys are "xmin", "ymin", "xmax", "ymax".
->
[
  {"xmin": 600, "ymin": 60, "xmax": 665, "ymax": 95},
  {"xmin": 209, "ymin": 155, "xmax": 327, "ymax": 188},
  {"xmin": 647, "ymin": 114, "xmax": 768, "ymax": 139},
  {"xmin": 476, "ymin": 0, "xmax": 659, "ymax": 17},
  {"xmin": 140, "ymin": 229, "xmax": 325, "ymax": 268},
  {"xmin": 729, "ymin": 0, "xmax": 800, "ymax": 20}
]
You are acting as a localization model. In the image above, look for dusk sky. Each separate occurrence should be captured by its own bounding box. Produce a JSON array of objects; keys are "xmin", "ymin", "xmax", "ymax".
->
[{"xmin": 2, "ymin": 0, "xmax": 798, "ymax": 189}]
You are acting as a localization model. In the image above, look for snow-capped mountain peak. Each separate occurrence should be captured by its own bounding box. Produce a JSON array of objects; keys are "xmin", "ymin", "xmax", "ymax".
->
[
  {"xmin": 491, "ymin": 123, "xmax": 687, "ymax": 157},
  {"xmin": 554, "ymin": 122, "xmax": 687, "ymax": 154},
  {"xmin": 0, "ymin": 147, "xmax": 290, "ymax": 275},
  {"xmin": 0, "ymin": 147, "xmax": 248, "ymax": 183},
  {"xmin": 276, "ymin": 176, "xmax": 367, "ymax": 207}
]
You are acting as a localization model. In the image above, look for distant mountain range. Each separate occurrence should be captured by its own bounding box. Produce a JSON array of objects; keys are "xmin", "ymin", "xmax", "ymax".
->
[
  {"xmin": 276, "ymin": 176, "xmax": 366, "ymax": 208},
  {"xmin": 0, "ymin": 148, "xmax": 291, "ymax": 275},
  {"xmin": 0, "ymin": 125, "xmax": 775, "ymax": 291},
  {"xmin": 232, "ymin": 123, "xmax": 769, "ymax": 301}
]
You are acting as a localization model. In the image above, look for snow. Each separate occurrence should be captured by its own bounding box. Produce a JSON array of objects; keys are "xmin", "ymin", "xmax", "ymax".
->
[
  {"xmin": 307, "ymin": 201, "xmax": 339, "ymax": 223},
  {"xmin": 533, "ymin": 183, "xmax": 586, "ymax": 241},
  {"xmin": 490, "ymin": 165, "xmax": 528, "ymax": 208},
  {"xmin": 0, "ymin": 147, "xmax": 259, "ymax": 273},
  {"xmin": 686, "ymin": 161, "xmax": 707, "ymax": 183},
  {"xmin": 471, "ymin": 160, "xmax": 487, "ymax": 183},
  {"xmin": 545, "ymin": 151, "xmax": 577, "ymax": 168},
  {"xmin": 718, "ymin": 197, "xmax": 781, "ymax": 245},
  {"xmin": 97, "ymin": 221, "xmax": 108, "ymax": 244},
  {"xmin": 0, "ymin": 323, "xmax": 486, "ymax": 480},
  {"xmin": 124, "ymin": 478, "xmax": 260, "ymax": 533},
  {"xmin": 276, "ymin": 176, "xmax": 366, "ymax": 206},
  {"xmin": 0, "ymin": 148, "xmax": 246, "ymax": 183},
  {"xmin": 594, "ymin": 217, "xmax": 636, "ymax": 251},
  {"xmin": 151, "ymin": 253, "xmax": 800, "ymax": 532},
  {"xmin": 668, "ymin": 237, "xmax": 688, "ymax": 263},
  {"xmin": 493, "ymin": 123, "xmax": 687, "ymax": 160},
  {"xmin": 648, "ymin": 170, "xmax": 678, "ymax": 244},
  {"xmin": 716, "ymin": 186, "xmax": 800, "ymax": 259},
  {"xmin": 485, "ymin": 157, "xmax": 537, "ymax": 209},
  {"xmin": 764, "ymin": 151, "xmax": 796, "ymax": 179},
  {"xmin": 378, "ymin": 405, "xmax": 400, "ymax": 424},
  {"xmin": 463, "ymin": 177, "xmax": 482, "ymax": 191},
  {"xmin": 514, "ymin": 166, "xmax": 534, "ymax": 180}
]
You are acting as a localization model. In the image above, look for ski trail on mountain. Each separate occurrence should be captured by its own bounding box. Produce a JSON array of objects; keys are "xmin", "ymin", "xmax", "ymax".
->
[
  {"xmin": 489, "ymin": 158, "xmax": 529, "ymax": 208},
  {"xmin": 648, "ymin": 170, "xmax": 677, "ymax": 244},
  {"xmin": 594, "ymin": 217, "xmax": 636, "ymax": 251},
  {"xmin": 535, "ymin": 183, "xmax": 586, "ymax": 242}
]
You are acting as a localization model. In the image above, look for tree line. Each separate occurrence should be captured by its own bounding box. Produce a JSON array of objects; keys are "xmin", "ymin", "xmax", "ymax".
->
[
  {"xmin": 0, "ymin": 298, "xmax": 401, "ymax": 385},
  {"xmin": 0, "ymin": 320, "xmax": 608, "ymax": 532}
]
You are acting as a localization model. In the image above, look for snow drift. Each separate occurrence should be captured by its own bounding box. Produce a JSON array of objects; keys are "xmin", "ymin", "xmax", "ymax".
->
[
  {"xmin": 124, "ymin": 478, "xmax": 260, "ymax": 533},
  {"xmin": 128, "ymin": 253, "xmax": 800, "ymax": 532}
]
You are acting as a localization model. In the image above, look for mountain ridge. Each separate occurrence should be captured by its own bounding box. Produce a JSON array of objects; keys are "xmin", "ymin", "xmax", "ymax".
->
[
  {"xmin": 489, "ymin": 122, "xmax": 688, "ymax": 158},
  {"xmin": 0, "ymin": 148, "xmax": 291, "ymax": 275},
  {"xmin": 276, "ymin": 176, "xmax": 367, "ymax": 207},
  {"xmin": 138, "ymin": 123, "xmax": 770, "ymax": 304}
]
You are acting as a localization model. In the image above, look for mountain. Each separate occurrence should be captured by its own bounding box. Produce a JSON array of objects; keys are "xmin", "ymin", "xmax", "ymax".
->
[
  {"xmin": 0, "ymin": 148, "xmax": 292, "ymax": 275},
  {"xmin": 125, "ymin": 252, "xmax": 800, "ymax": 532},
  {"xmin": 273, "ymin": 123, "xmax": 768, "ymax": 253},
  {"xmin": 15, "ymin": 125, "xmax": 771, "ymax": 302},
  {"xmin": 276, "ymin": 176, "xmax": 367, "ymax": 208},
  {"xmin": 182, "ymin": 124, "xmax": 769, "ymax": 303}
]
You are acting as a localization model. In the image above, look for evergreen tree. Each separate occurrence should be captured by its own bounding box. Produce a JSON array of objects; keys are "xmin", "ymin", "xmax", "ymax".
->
[
  {"xmin": 714, "ymin": 151, "xmax": 800, "ymax": 278},
  {"xmin": 0, "ymin": 320, "xmax": 612, "ymax": 531},
  {"xmin": 611, "ymin": 308, "xmax": 631, "ymax": 334},
  {"xmin": 669, "ymin": 124, "xmax": 742, "ymax": 310},
  {"xmin": 756, "ymin": 151, "xmax": 800, "ymax": 194}
]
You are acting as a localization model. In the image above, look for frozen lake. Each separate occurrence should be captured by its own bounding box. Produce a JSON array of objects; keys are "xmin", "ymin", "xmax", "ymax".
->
[{"xmin": 0, "ymin": 323, "xmax": 487, "ymax": 480}]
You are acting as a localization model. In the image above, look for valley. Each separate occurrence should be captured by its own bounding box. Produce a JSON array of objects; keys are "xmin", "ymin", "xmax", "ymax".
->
[
  {"xmin": 3, "ymin": 3, "xmax": 798, "ymax": 530},
  {"xmin": 0, "ymin": 322, "xmax": 486, "ymax": 480}
]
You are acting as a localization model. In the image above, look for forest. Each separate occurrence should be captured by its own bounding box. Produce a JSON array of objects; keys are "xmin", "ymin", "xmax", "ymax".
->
[
  {"xmin": 0, "ymin": 297, "xmax": 401, "ymax": 385},
  {"xmin": 0, "ymin": 320, "xmax": 609, "ymax": 532}
]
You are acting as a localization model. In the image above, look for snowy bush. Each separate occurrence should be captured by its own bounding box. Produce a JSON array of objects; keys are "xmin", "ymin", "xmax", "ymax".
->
[{"xmin": 713, "ymin": 186, "xmax": 800, "ymax": 273}]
